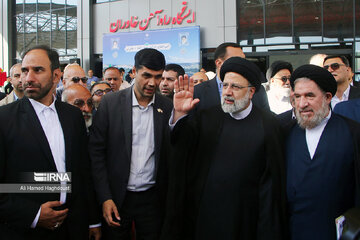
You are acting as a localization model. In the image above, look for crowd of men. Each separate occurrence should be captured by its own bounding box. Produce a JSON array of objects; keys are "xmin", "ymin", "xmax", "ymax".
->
[{"xmin": 0, "ymin": 42, "xmax": 360, "ymax": 240}]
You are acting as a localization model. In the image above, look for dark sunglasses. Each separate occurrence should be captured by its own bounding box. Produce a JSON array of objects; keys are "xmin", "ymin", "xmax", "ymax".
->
[
  {"xmin": 323, "ymin": 63, "xmax": 345, "ymax": 71},
  {"xmin": 274, "ymin": 76, "xmax": 291, "ymax": 83},
  {"xmin": 73, "ymin": 98, "xmax": 93, "ymax": 108},
  {"xmin": 92, "ymin": 88, "xmax": 112, "ymax": 96},
  {"xmin": 72, "ymin": 77, "xmax": 88, "ymax": 84}
]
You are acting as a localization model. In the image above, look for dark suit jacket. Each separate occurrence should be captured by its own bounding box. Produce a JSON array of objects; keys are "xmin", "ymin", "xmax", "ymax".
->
[
  {"xmin": 193, "ymin": 77, "xmax": 270, "ymax": 111},
  {"xmin": 89, "ymin": 87, "xmax": 173, "ymax": 210},
  {"xmin": 349, "ymin": 86, "xmax": 360, "ymax": 100},
  {"xmin": 334, "ymin": 98, "xmax": 360, "ymax": 123},
  {"xmin": 0, "ymin": 97, "xmax": 97, "ymax": 240}
]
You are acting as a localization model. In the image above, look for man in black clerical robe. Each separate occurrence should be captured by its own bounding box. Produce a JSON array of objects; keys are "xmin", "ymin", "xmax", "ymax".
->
[
  {"xmin": 286, "ymin": 64, "xmax": 360, "ymax": 240},
  {"xmin": 160, "ymin": 57, "xmax": 287, "ymax": 240}
]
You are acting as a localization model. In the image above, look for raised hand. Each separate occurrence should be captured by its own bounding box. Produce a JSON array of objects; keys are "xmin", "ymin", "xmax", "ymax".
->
[{"xmin": 172, "ymin": 74, "xmax": 200, "ymax": 122}]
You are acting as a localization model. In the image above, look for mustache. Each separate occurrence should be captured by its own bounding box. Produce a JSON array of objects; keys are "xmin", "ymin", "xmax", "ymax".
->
[
  {"xmin": 223, "ymin": 96, "xmax": 235, "ymax": 102},
  {"xmin": 82, "ymin": 112, "xmax": 92, "ymax": 117},
  {"xmin": 23, "ymin": 82, "xmax": 41, "ymax": 89}
]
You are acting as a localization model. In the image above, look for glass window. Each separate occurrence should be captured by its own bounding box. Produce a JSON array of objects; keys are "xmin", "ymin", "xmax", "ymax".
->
[
  {"xmin": 37, "ymin": 0, "xmax": 50, "ymax": 12},
  {"xmin": 293, "ymin": 0, "xmax": 321, "ymax": 43},
  {"xmin": 52, "ymin": 0, "xmax": 65, "ymax": 10},
  {"xmin": 237, "ymin": 0, "xmax": 264, "ymax": 45},
  {"xmin": 51, "ymin": 9, "xmax": 66, "ymax": 52},
  {"xmin": 14, "ymin": 0, "xmax": 77, "ymax": 60},
  {"xmin": 265, "ymin": 0, "xmax": 292, "ymax": 44},
  {"xmin": 323, "ymin": 0, "xmax": 353, "ymax": 42},
  {"xmin": 356, "ymin": 0, "xmax": 360, "ymax": 39},
  {"xmin": 37, "ymin": 11, "xmax": 51, "ymax": 46}
]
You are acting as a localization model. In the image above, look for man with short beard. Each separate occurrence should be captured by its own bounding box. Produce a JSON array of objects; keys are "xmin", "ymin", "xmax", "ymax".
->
[
  {"xmin": 286, "ymin": 64, "xmax": 360, "ymax": 240},
  {"xmin": 0, "ymin": 63, "xmax": 24, "ymax": 106},
  {"xmin": 161, "ymin": 57, "xmax": 287, "ymax": 240},
  {"xmin": 159, "ymin": 64, "xmax": 185, "ymax": 100},
  {"xmin": 266, "ymin": 61, "xmax": 293, "ymax": 114}
]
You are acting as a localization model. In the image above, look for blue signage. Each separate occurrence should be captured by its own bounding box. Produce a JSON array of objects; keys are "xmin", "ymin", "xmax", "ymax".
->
[{"xmin": 103, "ymin": 26, "xmax": 200, "ymax": 76}]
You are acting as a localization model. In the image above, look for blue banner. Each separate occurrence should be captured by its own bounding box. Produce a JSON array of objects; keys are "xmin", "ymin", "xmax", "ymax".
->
[{"xmin": 103, "ymin": 26, "xmax": 200, "ymax": 76}]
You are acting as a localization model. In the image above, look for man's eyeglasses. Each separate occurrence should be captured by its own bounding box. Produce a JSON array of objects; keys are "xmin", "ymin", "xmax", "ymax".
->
[
  {"xmin": 223, "ymin": 82, "xmax": 253, "ymax": 91},
  {"xmin": 274, "ymin": 76, "xmax": 291, "ymax": 83},
  {"xmin": 71, "ymin": 77, "xmax": 88, "ymax": 84},
  {"xmin": 105, "ymin": 77, "xmax": 119, "ymax": 81},
  {"xmin": 73, "ymin": 99, "xmax": 93, "ymax": 108},
  {"xmin": 92, "ymin": 88, "xmax": 112, "ymax": 97},
  {"xmin": 323, "ymin": 63, "xmax": 346, "ymax": 71}
]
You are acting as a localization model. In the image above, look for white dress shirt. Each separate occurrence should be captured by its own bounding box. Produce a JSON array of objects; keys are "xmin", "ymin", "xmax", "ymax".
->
[
  {"xmin": 29, "ymin": 98, "xmax": 66, "ymax": 227},
  {"xmin": 127, "ymin": 89, "xmax": 156, "ymax": 191},
  {"xmin": 305, "ymin": 111, "xmax": 331, "ymax": 159},
  {"xmin": 331, "ymin": 85, "xmax": 350, "ymax": 109}
]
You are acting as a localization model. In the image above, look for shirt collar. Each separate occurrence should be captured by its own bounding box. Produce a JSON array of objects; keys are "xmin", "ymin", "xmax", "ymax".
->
[
  {"xmin": 229, "ymin": 101, "xmax": 253, "ymax": 120},
  {"xmin": 29, "ymin": 96, "xmax": 57, "ymax": 116},
  {"xmin": 13, "ymin": 92, "xmax": 19, "ymax": 100},
  {"xmin": 132, "ymin": 87, "xmax": 155, "ymax": 108},
  {"xmin": 343, "ymin": 85, "xmax": 350, "ymax": 100}
]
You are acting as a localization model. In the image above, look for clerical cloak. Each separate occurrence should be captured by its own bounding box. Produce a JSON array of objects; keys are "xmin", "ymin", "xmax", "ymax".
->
[
  {"xmin": 286, "ymin": 113, "xmax": 360, "ymax": 240},
  {"xmin": 161, "ymin": 105, "xmax": 287, "ymax": 240}
]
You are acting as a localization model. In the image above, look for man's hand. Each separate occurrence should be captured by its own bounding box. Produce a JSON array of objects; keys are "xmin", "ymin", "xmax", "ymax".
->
[
  {"xmin": 37, "ymin": 201, "xmax": 68, "ymax": 230},
  {"xmin": 172, "ymin": 74, "xmax": 200, "ymax": 123},
  {"xmin": 102, "ymin": 199, "xmax": 121, "ymax": 227},
  {"xmin": 89, "ymin": 226, "xmax": 101, "ymax": 240}
]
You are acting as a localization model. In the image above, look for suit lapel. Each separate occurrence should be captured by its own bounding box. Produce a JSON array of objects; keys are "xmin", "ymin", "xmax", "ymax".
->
[
  {"xmin": 153, "ymin": 94, "xmax": 164, "ymax": 164},
  {"xmin": 20, "ymin": 98, "xmax": 57, "ymax": 170},
  {"xmin": 121, "ymin": 87, "xmax": 133, "ymax": 160},
  {"xmin": 55, "ymin": 100, "xmax": 72, "ymax": 171}
]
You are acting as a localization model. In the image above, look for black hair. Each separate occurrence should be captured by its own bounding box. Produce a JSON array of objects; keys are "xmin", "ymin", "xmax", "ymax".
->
[
  {"xmin": 323, "ymin": 55, "xmax": 350, "ymax": 67},
  {"xmin": 118, "ymin": 68, "xmax": 125, "ymax": 73},
  {"xmin": 164, "ymin": 64, "xmax": 185, "ymax": 77},
  {"xmin": 134, "ymin": 48, "xmax": 165, "ymax": 71},
  {"xmin": 21, "ymin": 45, "xmax": 60, "ymax": 72},
  {"xmin": 214, "ymin": 42, "xmax": 242, "ymax": 61},
  {"xmin": 90, "ymin": 81, "xmax": 111, "ymax": 94}
]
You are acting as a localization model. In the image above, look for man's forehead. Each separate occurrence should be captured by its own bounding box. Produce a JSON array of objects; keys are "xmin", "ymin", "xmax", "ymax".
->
[
  {"xmin": 163, "ymin": 70, "xmax": 177, "ymax": 77},
  {"xmin": 104, "ymin": 69, "xmax": 120, "ymax": 76},
  {"xmin": 22, "ymin": 49, "xmax": 50, "ymax": 66},
  {"xmin": 94, "ymin": 84, "xmax": 110, "ymax": 91},
  {"xmin": 324, "ymin": 57, "xmax": 343, "ymax": 64}
]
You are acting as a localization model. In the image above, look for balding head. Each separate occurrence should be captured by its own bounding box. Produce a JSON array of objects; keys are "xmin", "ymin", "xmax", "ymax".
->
[
  {"xmin": 192, "ymin": 72, "xmax": 208, "ymax": 86},
  {"xmin": 63, "ymin": 63, "xmax": 87, "ymax": 88},
  {"xmin": 309, "ymin": 54, "xmax": 327, "ymax": 67},
  {"xmin": 62, "ymin": 84, "xmax": 93, "ymax": 128}
]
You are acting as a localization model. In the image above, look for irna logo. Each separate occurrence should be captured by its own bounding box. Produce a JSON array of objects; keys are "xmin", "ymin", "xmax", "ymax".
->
[{"xmin": 33, "ymin": 172, "xmax": 71, "ymax": 182}]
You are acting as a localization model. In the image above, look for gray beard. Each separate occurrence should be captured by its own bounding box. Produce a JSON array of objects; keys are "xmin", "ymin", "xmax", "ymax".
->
[
  {"xmin": 83, "ymin": 112, "xmax": 93, "ymax": 129},
  {"xmin": 295, "ymin": 97, "xmax": 329, "ymax": 129},
  {"xmin": 221, "ymin": 90, "xmax": 250, "ymax": 114}
]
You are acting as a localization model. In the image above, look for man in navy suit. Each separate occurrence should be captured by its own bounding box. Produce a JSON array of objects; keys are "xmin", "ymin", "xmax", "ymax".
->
[
  {"xmin": 333, "ymin": 98, "xmax": 360, "ymax": 123},
  {"xmin": 89, "ymin": 48, "xmax": 172, "ymax": 240},
  {"xmin": 286, "ymin": 64, "xmax": 360, "ymax": 240}
]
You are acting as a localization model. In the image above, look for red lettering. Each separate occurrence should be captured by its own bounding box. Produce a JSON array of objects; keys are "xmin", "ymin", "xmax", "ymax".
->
[
  {"xmin": 130, "ymin": 16, "xmax": 139, "ymax": 28},
  {"xmin": 110, "ymin": 21, "xmax": 118, "ymax": 33}
]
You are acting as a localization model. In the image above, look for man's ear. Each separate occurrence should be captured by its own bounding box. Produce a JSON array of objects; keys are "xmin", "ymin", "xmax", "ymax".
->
[
  {"xmin": 53, "ymin": 69, "xmax": 62, "ymax": 86},
  {"xmin": 248, "ymin": 87, "xmax": 256, "ymax": 100},
  {"xmin": 215, "ymin": 58, "xmax": 223, "ymax": 72},
  {"xmin": 132, "ymin": 67, "xmax": 137, "ymax": 78},
  {"xmin": 325, "ymin": 92, "xmax": 332, "ymax": 104}
]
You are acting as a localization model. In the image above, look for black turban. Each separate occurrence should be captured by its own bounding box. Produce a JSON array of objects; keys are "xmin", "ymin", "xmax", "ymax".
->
[
  {"xmin": 266, "ymin": 60, "xmax": 293, "ymax": 81},
  {"xmin": 220, "ymin": 57, "xmax": 261, "ymax": 91},
  {"xmin": 290, "ymin": 64, "xmax": 337, "ymax": 97}
]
